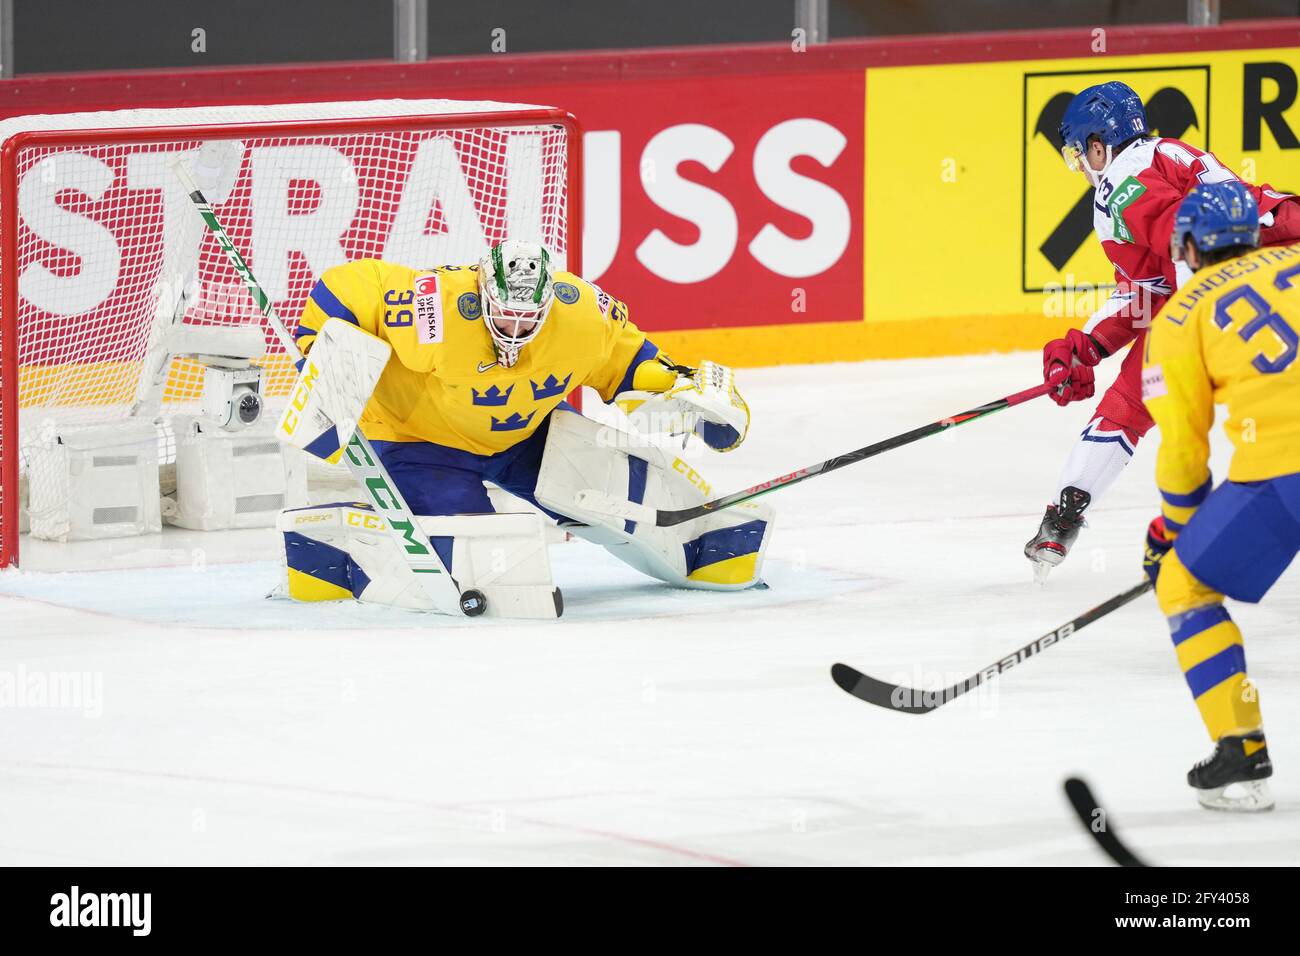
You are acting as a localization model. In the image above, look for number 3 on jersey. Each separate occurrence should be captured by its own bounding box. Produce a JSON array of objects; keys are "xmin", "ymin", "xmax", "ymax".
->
[{"xmin": 1213, "ymin": 265, "xmax": 1300, "ymax": 374}]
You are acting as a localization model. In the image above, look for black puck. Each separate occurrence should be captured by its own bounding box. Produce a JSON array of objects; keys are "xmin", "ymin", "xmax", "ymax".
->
[{"xmin": 459, "ymin": 589, "xmax": 488, "ymax": 617}]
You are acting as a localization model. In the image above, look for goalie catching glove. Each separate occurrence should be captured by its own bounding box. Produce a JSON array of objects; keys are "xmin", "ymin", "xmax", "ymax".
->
[{"xmin": 617, "ymin": 357, "xmax": 750, "ymax": 452}]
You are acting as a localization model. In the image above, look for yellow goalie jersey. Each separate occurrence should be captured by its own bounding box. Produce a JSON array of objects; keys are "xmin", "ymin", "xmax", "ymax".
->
[
  {"xmin": 1142, "ymin": 242, "xmax": 1300, "ymax": 531},
  {"xmin": 294, "ymin": 258, "xmax": 654, "ymax": 456}
]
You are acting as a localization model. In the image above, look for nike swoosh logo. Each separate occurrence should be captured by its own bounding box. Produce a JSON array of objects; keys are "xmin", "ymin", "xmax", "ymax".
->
[{"xmin": 477, "ymin": 361, "xmax": 498, "ymax": 373}]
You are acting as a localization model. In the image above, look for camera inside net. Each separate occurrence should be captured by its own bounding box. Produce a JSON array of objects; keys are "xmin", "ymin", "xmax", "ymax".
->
[
  {"xmin": 200, "ymin": 363, "xmax": 264, "ymax": 431},
  {"xmin": 169, "ymin": 324, "xmax": 267, "ymax": 432}
]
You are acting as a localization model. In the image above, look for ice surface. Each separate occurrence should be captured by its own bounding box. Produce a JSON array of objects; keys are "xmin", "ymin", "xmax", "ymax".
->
[{"xmin": 1, "ymin": 351, "xmax": 1296, "ymax": 865}]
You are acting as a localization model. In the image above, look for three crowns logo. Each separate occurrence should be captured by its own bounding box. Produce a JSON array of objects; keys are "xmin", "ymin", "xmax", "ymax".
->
[
  {"xmin": 471, "ymin": 384, "xmax": 513, "ymax": 406},
  {"xmin": 490, "ymin": 411, "xmax": 536, "ymax": 432},
  {"xmin": 530, "ymin": 372, "xmax": 572, "ymax": 401}
]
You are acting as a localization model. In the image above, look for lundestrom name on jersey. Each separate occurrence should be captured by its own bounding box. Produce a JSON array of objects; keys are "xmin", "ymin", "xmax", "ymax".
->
[{"xmin": 49, "ymin": 886, "xmax": 151, "ymax": 936}]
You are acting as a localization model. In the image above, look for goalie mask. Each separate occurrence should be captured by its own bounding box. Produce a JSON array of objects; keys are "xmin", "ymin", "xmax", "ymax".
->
[{"xmin": 478, "ymin": 240, "xmax": 555, "ymax": 368}]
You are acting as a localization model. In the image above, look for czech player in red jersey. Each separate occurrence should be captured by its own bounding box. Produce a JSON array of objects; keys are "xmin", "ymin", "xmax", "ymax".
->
[{"xmin": 1024, "ymin": 81, "xmax": 1300, "ymax": 580}]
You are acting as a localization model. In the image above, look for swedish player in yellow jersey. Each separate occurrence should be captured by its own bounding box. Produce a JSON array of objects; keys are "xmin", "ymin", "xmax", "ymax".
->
[
  {"xmin": 284, "ymin": 240, "xmax": 770, "ymax": 609},
  {"xmin": 1142, "ymin": 182, "xmax": 1300, "ymax": 811},
  {"xmin": 294, "ymin": 240, "xmax": 748, "ymax": 517}
]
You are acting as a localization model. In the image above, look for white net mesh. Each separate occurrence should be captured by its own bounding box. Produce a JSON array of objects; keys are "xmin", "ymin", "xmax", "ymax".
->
[{"xmin": 0, "ymin": 99, "xmax": 574, "ymax": 564}]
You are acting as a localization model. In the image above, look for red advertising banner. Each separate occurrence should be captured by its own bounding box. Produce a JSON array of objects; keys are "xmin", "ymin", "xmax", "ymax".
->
[
  {"xmin": 3, "ymin": 20, "xmax": 1299, "ymax": 365},
  {"xmin": 534, "ymin": 69, "xmax": 864, "ymax": 336}
]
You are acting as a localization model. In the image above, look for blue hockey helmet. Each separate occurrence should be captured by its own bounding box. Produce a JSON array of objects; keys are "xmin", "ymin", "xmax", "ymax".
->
[
  {"xmin": 1058, "ymin": 82, "xmax": 1148, "ymax": 173},
  {"xmin": 1172, "ymin": 182, "xmax": 1260, "ymax": 258}
]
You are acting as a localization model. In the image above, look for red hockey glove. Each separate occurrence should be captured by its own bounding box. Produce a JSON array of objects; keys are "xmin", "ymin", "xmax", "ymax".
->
[
  {"xmin": 1043, "ymin": 328, "xmax": 1102, "ymax": 407},
  {"xmin": 1143, "ymin": 515, "xmax": 1172, "ymax": 588}
]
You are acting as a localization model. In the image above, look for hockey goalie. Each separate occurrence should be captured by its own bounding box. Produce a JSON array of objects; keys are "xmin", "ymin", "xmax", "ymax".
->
[{"xmin": 273, "ymin": 240, "xmax": 774, "ymax": 619}]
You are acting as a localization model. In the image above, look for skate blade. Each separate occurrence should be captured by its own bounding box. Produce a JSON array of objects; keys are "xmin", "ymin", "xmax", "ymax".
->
[
  {"xmin": 1195, "ymin": 779, "xmax": 1275, "ymax": 812},
  {"xmin": 1025, "ymin": 543, "xmax": 1066, "ymax": 585}
]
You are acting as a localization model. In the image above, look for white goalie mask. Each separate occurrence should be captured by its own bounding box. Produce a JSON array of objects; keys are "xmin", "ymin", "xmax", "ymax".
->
[{"xmin": 477, "ymin": 240, "xmax": 556, "ymax": 368}]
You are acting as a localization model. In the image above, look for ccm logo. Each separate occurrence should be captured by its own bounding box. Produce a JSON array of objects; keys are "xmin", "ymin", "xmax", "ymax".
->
[
  {"xmin": 280, "ymin": 361, "xmax": 320, "ymax": 435},
  {"xmin": 671, "ymin": 457, "xmax": 712, "ymax": 497},
  {"xmin": 346, "ymin": 511, "xmax": 386, "ymax": 530}
]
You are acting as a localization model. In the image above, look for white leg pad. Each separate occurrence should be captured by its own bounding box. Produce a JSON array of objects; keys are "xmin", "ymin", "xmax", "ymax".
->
[
  {"xmin": 277, "ymin": 504, "xmax": 561, "ymax": 619},
  {"xmin": 533, "ymin": 410, "xmax": 774, "ymax": 590}
]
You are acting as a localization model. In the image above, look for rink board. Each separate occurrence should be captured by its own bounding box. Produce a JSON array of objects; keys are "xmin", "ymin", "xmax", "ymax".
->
[{"xmin": 4, "ymin": 23, "xmax": 1300, "ymax": 366}]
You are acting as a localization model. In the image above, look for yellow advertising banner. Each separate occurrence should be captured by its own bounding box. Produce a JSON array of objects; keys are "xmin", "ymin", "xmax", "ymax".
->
[{"xmin": 863, "ymin": 47, "xmax": 1300, "ymax": 357}]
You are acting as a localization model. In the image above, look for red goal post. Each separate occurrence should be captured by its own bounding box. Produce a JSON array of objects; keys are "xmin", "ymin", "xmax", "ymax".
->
[{"xmin": 0, "ymin": 99, "xmax": 583, "ymax": 568}]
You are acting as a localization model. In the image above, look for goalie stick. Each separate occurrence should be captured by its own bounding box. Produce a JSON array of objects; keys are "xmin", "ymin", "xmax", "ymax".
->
[
  {"xmin": 132, "ymin": 143, "xmax": 243, "ymax": 419},
  {"xmin": 574, "ymin": 381, "xmax": 1055, "ymax": 527},
  {"xmin": 171, "ymin": 156, "xmax": 484, "ymax": 618},
  {"xmin": 830, "ymin": 580, "xmax": 1152, "ymax": 713},
  {"xmin": 1063, "ymin": 777, "xmax": 1149, "ymax": 867}
]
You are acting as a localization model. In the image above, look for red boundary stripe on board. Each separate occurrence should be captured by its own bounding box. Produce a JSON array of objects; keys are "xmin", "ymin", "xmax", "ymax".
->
[{"xmin": 2, "ymin": 19, "xmax": 1300, "ymax": 118}]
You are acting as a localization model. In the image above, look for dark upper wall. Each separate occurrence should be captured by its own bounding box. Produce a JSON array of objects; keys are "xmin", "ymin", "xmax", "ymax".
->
[
  {"xmin": 11, "ymin": 0, "xmax": 392, "ymax": 73},
  {"xmin": 8, "ymin": 0, "xmax": 1300, "ymax": 75},
  {"xmin": 421, "ymin": 0, "xmax": 796, "ymax": 55},
  {"xmin": 831, "ymin": 0, "xmax": 1300, "ymax": 36}
]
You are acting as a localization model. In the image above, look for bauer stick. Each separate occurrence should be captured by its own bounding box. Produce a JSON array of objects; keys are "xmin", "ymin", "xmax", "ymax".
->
[
  {"xmin": 575, "ymin": 381, "xmax": 1056, "ymax": 527},
  {"xmin": 831, "ymin": 579, "xmax": 1152, "ymax": 713},
  {"xmin": 170, "ymin": 155, "xmax": 484, "ymax": 617}
]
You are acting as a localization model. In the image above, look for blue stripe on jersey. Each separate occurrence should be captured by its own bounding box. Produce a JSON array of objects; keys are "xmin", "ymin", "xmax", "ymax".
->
[
  {"xmin": 1162, "ymin": 477, "xmax": 1212, "ymax": 508},
  {"xmin": 1185, "ymin": 644, "xmax": 1247, "ymax": 699},
  {"xmin": 309, "ymin": 280, "xmax": 359, "ymax": 327},
  {"xmin": 1170, "ymin": 604, "xmax": 1230, "ymax": 645},
  {"xmin": 613, "ymin": 339, "xmax": 660, "ymax": 399}
]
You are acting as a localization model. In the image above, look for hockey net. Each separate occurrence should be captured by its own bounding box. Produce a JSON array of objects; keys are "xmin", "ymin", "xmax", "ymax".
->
[{"xmin": 0, "ymin": 99, "xmax": 580, "ymax": 567}]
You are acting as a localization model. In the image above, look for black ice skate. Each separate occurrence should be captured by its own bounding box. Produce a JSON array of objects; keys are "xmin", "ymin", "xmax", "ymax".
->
[
  {"xmin": 1024, "ymin": 486, "xmax": 1091, "ymax": 583},
  {"xmin": 1188, "ymin": 731, "xmax": 1274, "ymax": 812}
]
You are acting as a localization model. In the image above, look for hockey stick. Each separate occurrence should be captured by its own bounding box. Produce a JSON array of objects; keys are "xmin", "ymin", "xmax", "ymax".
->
[
  {"xmin": 132, "ymin": 143, "xmax": 243, "ymax": 420},
  {"xmin": 129, "ymin": 265, "xmax": 193, "ymax": 419},
  {"xmin": 830, "ymin": 579, "xmax": 1152, "ymax": 713},
  {"xmin": 1063, "ymin": 777, "xmax": 1149, "ymax": 867},
  {"xmin": 574, "ymin": 381, "xmax": 1055, "ymax": 527},
  {"xmin": 171, "ymin": 156, "xmax": 484, "ymax": 617}
]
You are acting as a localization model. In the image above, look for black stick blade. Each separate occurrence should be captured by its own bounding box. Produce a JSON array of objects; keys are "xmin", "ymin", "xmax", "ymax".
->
[
  {"xmin": 1063, "ymin": 777, "xmax": 1148, "ymax": 867},
  {"xmin": 830, "ymin": 663, "xmax": 939, "ymax": 715}
]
